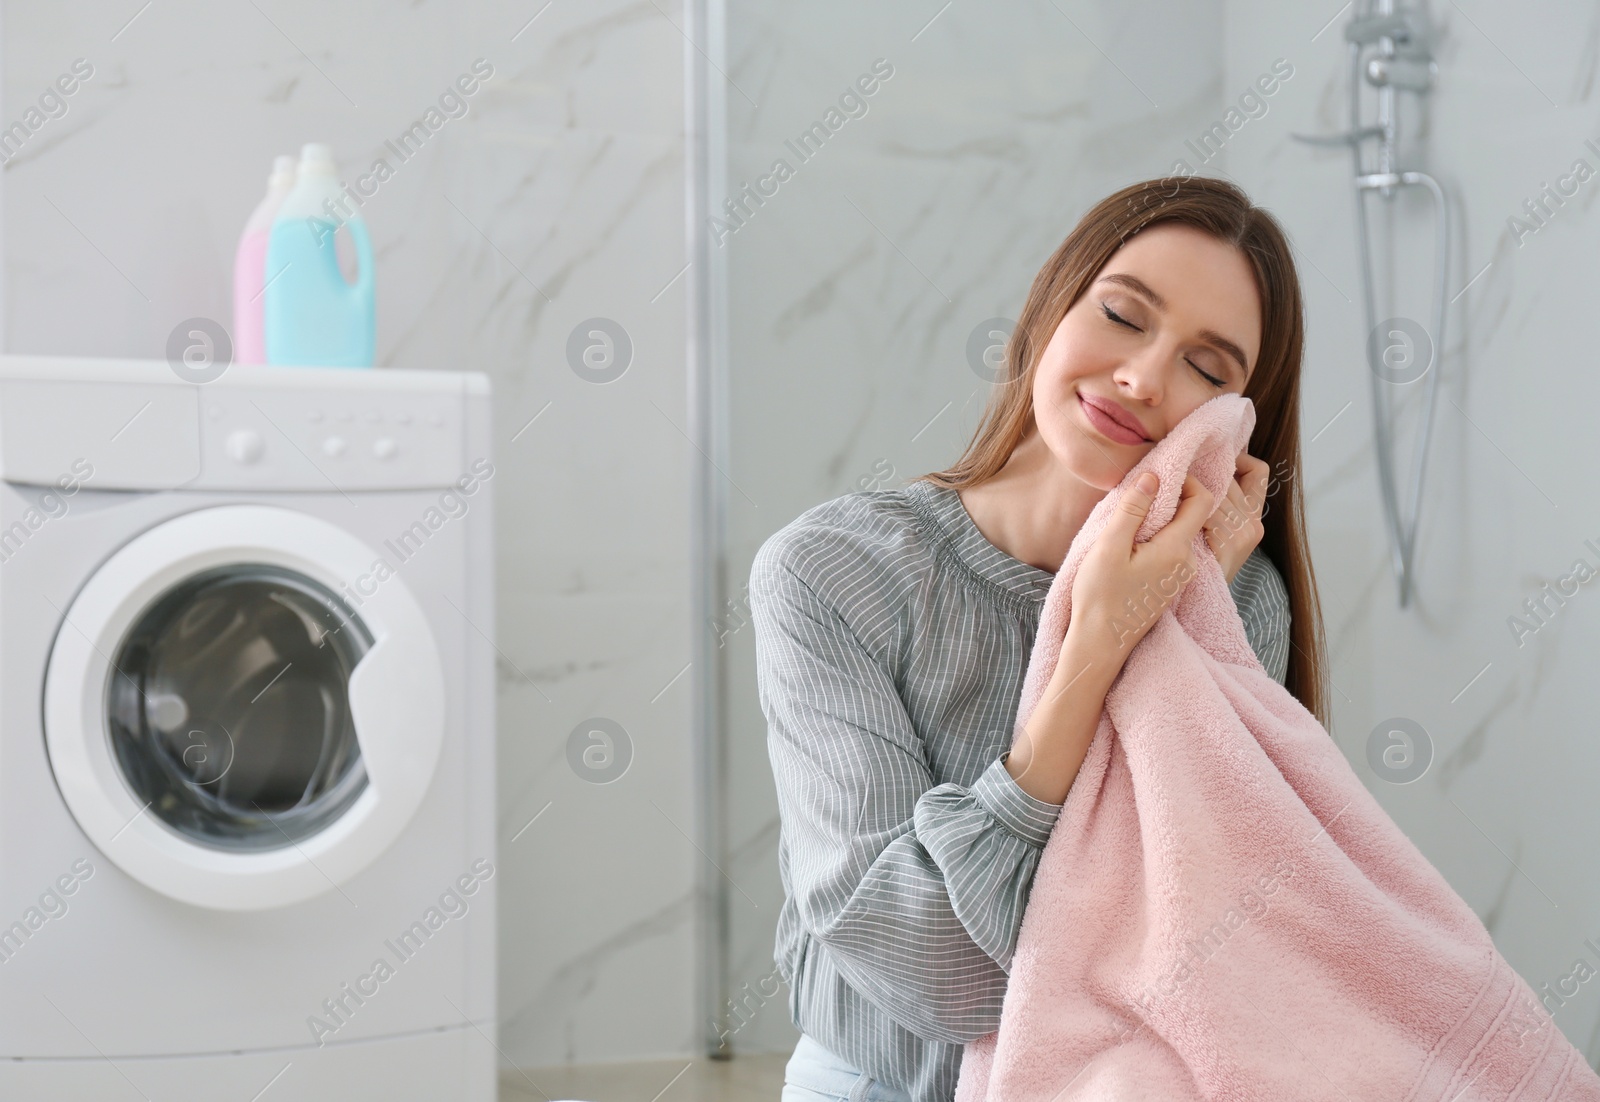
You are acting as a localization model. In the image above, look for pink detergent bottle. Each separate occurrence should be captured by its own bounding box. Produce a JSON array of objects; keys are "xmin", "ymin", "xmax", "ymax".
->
[{"xmin": 232, "ymin": 154, "xmax": 297, "ymax": 365}]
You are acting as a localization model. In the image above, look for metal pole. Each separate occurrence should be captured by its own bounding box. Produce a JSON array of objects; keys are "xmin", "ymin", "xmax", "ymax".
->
[{"xmin": 685, "ymin": 0, "xmax": 732, "ymax": 1060}]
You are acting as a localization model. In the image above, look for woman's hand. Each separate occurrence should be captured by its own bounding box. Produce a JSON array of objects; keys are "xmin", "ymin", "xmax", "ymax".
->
[
  {"xmin": 1201, "ymin": 451, "xmax": 1270, "ymax": 585},
  {"xmin": 1064, "ymin": 470, "xmax": 1217, "ymax": 669},
  {"xmin": 1016, "ymin": 471, "xmax": 1216, "ymax": 805}
]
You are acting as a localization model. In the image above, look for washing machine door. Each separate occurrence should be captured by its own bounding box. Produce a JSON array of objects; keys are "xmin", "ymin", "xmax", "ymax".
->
[{"xmin": 43, "ymin": 505, "xmax": 446, "ymax": 911}]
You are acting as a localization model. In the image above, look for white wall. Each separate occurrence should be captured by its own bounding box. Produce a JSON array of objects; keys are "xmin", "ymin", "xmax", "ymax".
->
[{"xmin": 4, "ymin": 0, "xmax": 698, "ymax": 1071}]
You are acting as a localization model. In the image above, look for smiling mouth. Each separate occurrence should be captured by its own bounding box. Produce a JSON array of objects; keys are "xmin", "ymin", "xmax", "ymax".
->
[{"xmin": 1077, "ymin": 391, "xmax": 1149, "ymax": 444}]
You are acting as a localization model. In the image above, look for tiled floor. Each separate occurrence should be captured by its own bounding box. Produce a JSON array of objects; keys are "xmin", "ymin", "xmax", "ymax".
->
[{"xmin": 501, "ymin": 1053, "xmax": 788, "ymax": 1101}]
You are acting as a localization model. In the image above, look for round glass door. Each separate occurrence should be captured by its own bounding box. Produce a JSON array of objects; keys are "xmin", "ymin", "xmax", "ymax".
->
[
  {"xmin": 106, "ymin": 564, "xmax": 373, "ymax": 851},
  {"xmin": 45, "ymin": 504, "xmax": 446, "ymax": 910}
]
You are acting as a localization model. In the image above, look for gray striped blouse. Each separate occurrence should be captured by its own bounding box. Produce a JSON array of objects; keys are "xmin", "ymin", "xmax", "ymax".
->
[{"xmin": 749, "ymin": 476, "xmax": 1291, "ymax": 1102}]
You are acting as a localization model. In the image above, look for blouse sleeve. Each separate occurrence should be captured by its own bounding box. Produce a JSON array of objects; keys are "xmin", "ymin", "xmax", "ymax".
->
[
  {"xmin": 751, "ymin": 548, "xmax": 1063, "ymax": 1045},
  {"xmin": 1229, "ymin": 546, "xmax": 1292, "ymax": 686}
]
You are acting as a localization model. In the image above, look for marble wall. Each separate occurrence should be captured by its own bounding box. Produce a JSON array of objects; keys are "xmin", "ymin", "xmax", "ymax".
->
[{"xmin": 4, "ymin": 0, "xmax": 699, "ymax": 1072}]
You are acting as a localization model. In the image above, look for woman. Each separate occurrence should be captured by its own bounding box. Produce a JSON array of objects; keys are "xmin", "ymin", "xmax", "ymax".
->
[{"xmin": 749, "ymin": 176, "xmax": 1329, "ymax": 1102}]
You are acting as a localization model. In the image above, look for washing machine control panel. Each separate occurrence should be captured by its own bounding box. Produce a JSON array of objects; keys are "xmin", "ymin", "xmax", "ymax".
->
[
  {"xmin": 195, "ymin": 388, "xmax": 472, "ymax": 490},
  {"xmin": 0, "ymin": 362, "xmax": 486, "ymax": 492}
]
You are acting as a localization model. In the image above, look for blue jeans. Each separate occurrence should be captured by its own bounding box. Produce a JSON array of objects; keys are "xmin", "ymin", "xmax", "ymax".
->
[{"xmin": 781, "ymin": 1034, "xmax": 915, "ymax": 1102}]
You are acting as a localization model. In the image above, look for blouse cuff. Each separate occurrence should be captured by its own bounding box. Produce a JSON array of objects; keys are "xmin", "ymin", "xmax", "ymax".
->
[{"xmin": 970, "ymin": 755, "xmax": 1063, "ymax": 849}]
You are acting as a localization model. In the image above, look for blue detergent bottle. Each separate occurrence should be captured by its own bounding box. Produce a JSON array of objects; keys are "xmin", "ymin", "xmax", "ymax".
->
[{"xmin": 264, "ymin": 142, "xmax": 375, "ymax": 367}]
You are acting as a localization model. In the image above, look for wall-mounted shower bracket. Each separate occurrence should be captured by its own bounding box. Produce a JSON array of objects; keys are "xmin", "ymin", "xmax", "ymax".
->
[
  {"xmin": 1366, "ymin": 55, "xmax": 1436, "ymax": 93},
  {"xmin": 1293, "ymin": 0, "xmax": 1451, "ymax": 609}
]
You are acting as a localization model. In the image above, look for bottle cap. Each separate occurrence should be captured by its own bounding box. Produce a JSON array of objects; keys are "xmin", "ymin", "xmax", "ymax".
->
[
  {"xmin": 269, "ymin": 154, "xmax": 296, "ymax": 189},
  {"xmin": 299, "ymin": 142, "xmax": 336, "ymax": 174}
]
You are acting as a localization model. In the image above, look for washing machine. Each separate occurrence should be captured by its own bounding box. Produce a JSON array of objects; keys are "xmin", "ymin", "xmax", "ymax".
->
[{"xmin": 0, "ymin": 356, "xmax": 497, "ymax": 1099}]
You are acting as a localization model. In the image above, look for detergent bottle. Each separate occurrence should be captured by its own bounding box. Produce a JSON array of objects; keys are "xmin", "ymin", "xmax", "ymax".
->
[
  {"xmin": 264, "ymin": 143, "xmax": 376, "ymax": 367},
  {"xmin": 232, "ymin": 154, "xmax": 297, "ymax": 365}
]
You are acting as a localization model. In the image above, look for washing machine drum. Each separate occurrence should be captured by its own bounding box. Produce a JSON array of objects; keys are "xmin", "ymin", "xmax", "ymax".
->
[
  {"xmin": 44, "ymin": 506, "xmax": 446, "ymax": 911},
  {"xmin": 108, "ymin": 563, "xmax": 374, "ymax": 851}
]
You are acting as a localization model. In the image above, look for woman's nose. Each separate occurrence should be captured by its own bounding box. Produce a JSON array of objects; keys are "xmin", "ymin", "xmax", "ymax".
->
[{"xmin": 1112, "ymin": 352, "xmax": 1169, "ymax": 403}]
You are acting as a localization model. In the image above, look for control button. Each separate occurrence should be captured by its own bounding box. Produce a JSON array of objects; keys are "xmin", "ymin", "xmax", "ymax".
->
[
  {"xmin": 366, "ymin": 410, "xmax": 381, "ymax": 423},
  {"xmin": 225, "ymin": 429, "xmax": 265, "ymax": 465},
  {"xmin": 322, "ymin": 436, "xmax": 348, "ymax": 458},
  {"xmin": 309, "ymin": 410, "xmax": 324, "ymax": 423},
  {"xmin": 428, "ymin": 413, "xmax": 444, "ymax": 427},
  {"xmin": 336, "ymin": 410, "xmax": 353, "ymax": 423},
  {"xmin": 396, "ymin": 412, "xmax": 413, "ymax": 425},
  {"xmin": 372, "ymin": 437, "xmax": 397, "ymax": 461},
  {"xmin": 208, "ymin": 405, "xmax": 224, "ymax": 420}
]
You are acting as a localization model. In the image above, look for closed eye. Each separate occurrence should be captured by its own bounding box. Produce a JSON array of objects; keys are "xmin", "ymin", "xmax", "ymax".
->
[{"xmin": 1101, "ymin": 301, "xmax": 1227, "ymax": 389}]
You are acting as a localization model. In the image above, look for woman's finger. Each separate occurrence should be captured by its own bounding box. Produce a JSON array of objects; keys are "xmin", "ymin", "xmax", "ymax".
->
[
  {"xmin": 1150, "ymin": 473, "xmax": 1215, "ymax": 554},
  {"xmin": 1205, "ymin": 453, "xmax": 1266, "ymax": 540},
  {"xmin": 1176, "ymin": 472, "xmax": 1218, "ymax": 532},
  {"xmin": 1236, "ymin": 452, "xmax": 1270, "ymax": 517},
  {"xmin": 1099, "ymin": 470, "xmax": 1161, "ymax": 556}
]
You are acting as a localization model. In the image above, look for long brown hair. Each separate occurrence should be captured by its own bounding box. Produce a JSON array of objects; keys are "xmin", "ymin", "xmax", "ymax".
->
[{"xmin": 916, "ymin": 175, "xmax": 1329, "ymax": 729}]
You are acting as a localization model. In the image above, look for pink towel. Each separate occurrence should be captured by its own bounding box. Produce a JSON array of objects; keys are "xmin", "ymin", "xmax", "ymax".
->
[{"xmin": 954, "ymin": 393, "xmax": 1600, "ymax": 1102}]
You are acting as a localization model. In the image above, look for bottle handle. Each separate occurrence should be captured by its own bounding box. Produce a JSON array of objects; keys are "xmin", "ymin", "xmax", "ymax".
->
[{"xmin": 348, "ymin": 217, "xmax": 376, "ymax": 299}]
